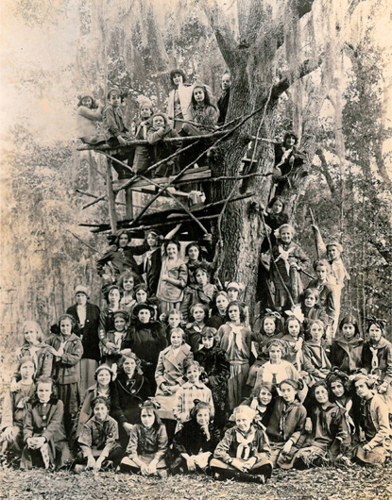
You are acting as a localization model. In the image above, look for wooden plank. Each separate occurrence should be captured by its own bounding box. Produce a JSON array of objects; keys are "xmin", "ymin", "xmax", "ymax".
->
[
  {"xmin": 112, "ymin": 167, "xmax": 211, "ymax": 191},
  {"xmin": 106, "ymin": 158, "xmax": 118, "ymax": 232}
]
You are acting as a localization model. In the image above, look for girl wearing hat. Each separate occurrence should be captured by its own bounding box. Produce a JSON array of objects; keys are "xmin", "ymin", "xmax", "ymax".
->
[
  {"xmin": 352, "ymin": 374, "xmax": 392, "ymax": 465},
  {"xmin": 266, "ymin": 379, "xmax": 306, "ymax": 468},
  {"xmin": 100, "ymin": 310, "xmax": 132, "ymax": 369},
  {"xmin": 286, "ymin": 381, "xmax": 350, "ymax": 469},
  {"xmin": 167, "ymin": 69, "xmax": 193, "ymax": 132},
  {"xmin": 46, "ymin": 314, "xmax": 83, "ymax": 439},
  {"xmin": 76, "ymin": 92, "xmax": 104, "ymax": 144},
  {"xmin": 147, "ymin": 112, "xmax": 182, "ymax": 177},
  {"xmin": 66, "ymin": 285, "xmax": 101, "ymax": 394},
  {"xmin": 361, "ymin": 317, "xmax": 392, "ymax": 412},
  {"xmin": 112, "ymin": 351, "xmax": 152, "ymax": 448},
  {"xmin": 218, "ymin": 301, "xmax": 252, "ymax": 411},
  {"xmin": 195, "ymin": 327, "xmax": 230, "ymax": 428},
  {"xmin": 129, "ymin": 303, "xmax": 167, "ymax": 391},
  {"xmin": 74, "ymin": 364, "xmax": 116, "ymax": 443},
  {"xmin": 120, "ymin": 399, "xmax": 168, "ymax": 477},
  {"xmin": 211, "ymin": 405, "xmax": 272, "ymax": 483},
  {"xmin": 171, "ymin": 400, "xmax": 220, "ymax": 474}
]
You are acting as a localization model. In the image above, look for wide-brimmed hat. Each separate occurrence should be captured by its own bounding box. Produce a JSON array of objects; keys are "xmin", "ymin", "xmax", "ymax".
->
[{"xmin": 133, "ymin": 302, "xmax": 155, "ymax": 317}]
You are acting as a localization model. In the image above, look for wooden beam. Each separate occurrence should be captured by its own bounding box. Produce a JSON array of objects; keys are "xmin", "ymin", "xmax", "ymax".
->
[
  {"xmin": 106, "ymin": 158, "xmax": 118, "ymax": 233},
  {"xmin": 112, "ymin": 167, "xmax": 211, "ymax": 191},
  {"xmin": 125, "ymin": 188, "xmax": 133, "ymax": 219}
]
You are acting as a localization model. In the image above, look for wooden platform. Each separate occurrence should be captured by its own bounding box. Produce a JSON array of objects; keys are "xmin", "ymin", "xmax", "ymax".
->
[{"xmin": 112, "ymin": 167, "xmax": 211, "ymax": 193}]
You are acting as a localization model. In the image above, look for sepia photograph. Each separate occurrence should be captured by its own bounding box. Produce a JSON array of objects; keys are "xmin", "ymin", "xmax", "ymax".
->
[{"xmin": 0, "ymin": 0, "xmax": 391, "ymax": 498}]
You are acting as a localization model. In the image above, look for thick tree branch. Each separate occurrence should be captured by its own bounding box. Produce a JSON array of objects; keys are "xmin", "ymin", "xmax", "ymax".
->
[{"xmin": 315, "ymin": 148, "xmax": 336, "ymax": 194}]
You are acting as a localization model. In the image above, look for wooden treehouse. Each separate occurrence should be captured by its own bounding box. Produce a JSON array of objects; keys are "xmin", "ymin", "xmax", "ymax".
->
[{"xmin": 77, "ymin": 130, "xmax": 256, "ymax": 241}]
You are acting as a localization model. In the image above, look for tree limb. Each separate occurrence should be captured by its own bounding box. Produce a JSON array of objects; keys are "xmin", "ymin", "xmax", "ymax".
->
[{"xmin": 315, "ymin": 148, "xmax": 336, "ymax": 194}]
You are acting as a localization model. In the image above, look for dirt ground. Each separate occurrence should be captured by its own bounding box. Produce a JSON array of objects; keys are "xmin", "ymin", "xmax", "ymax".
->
[{"xmin": 0, "ymin": 463, "xmax": 391, "ymax": 500}]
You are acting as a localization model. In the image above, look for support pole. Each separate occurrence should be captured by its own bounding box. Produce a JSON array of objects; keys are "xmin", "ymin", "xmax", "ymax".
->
[
  {"xmin": 106, "ymin": 158, "xmax": 118, "ymax": 233},
  {"xmin": 125, "ymin": 188, "xmax": 133, "ymax": 219}
]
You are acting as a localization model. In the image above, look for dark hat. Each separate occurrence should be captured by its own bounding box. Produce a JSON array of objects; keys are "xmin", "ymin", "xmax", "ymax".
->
[{"xmin": 133, "ymin": 302, "xmax": 155, "ymax": 317}]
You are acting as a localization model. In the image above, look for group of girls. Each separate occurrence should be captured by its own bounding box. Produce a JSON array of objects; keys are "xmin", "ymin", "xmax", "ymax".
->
[
  {"xmin": 77, "ymin": 69, "xmax": 232, "ymax": 179},
  {"xmin": 2, "ymin": 271, "xmax": 391, "ymax": 482}
]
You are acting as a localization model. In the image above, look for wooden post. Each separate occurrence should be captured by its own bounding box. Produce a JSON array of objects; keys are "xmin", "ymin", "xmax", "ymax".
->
[
  {"xmin": 106, "ymin": 158, "xmax": 118, "ymax": 232},
  {"xmin": 125, "ymin": 188, "xmax": 133, "ymax": 219}
]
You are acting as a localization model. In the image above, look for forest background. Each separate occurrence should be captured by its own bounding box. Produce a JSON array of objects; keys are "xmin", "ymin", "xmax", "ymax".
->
[{"xmin": 0, "ymin": 0, "xmax": 392, "ymax": 498}]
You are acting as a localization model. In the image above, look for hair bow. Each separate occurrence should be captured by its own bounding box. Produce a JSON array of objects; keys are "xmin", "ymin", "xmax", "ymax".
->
[
  {"xmin": 366, "ymin": 316, "xmax": 386, "ymax": 329},
  {"xmin": 265, "ymin": 309, "xmax": 282, "ymax": 320}
]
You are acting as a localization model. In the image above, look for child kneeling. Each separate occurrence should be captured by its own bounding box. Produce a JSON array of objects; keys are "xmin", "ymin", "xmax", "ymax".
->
[
  {"xmin": 120, "ymin": 399, "xmax": 168, "ymax": 478},
  {"xmin": 76, "ymin": 396, "xmax": 123, "ymax": 470},
  {"xmin": 21, "ymin": 376, "xmax": 70, "ymax": 470},
  {"xmin": 210, "ymin": 405, "xmax": 272, "ymax": 484}
]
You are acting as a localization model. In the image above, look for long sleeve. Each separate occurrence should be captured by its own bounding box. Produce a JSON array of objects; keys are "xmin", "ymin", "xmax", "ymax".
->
[
  {"xmin": 367, "ymin": 398, "xmax": 391, "ymax": 450},
  {"xmin": 104, "ymin": 106, "xmax": 124, "ymax": 137},
  {"xmin": 42, "ymin": 401, "xmax": 64, "ymax": 442},
  {"xmin": 177, "ymin": 263, "xmax": 188, "ymax": 288},
  {"xmin": 61, "ymin": 339, "xmax": 83, "ymax": 366},
  {"xmin": 155, "ymin": 352, "xmax": 166, "ymax": 388},
  {"xmin": 23, "ymin": 404, "xmax": 34, "ymax": 441},
  {"xmin": 154, "ymin": 425, "xmax": 168, "ymax": 461},
  {"xmin": 213, "ymin": 429, "xmax": 234, "ymax": 462},
  {"xmin": 147, "ymin": 127, "xmax": 166, "ymax": 144},
  {"xmin": 172, "ymin": 389, "xmax": 185, "ymax": 422},
  {"xmin": 1, "ymin": 391, "xmax": 15, "ymax": 430},
  {"xmin": 78, "ymin": 106, "xmax": 103, "ymax": 122}
]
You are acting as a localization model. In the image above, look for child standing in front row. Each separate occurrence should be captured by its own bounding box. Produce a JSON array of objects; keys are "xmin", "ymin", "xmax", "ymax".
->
[
  {"xmin": 76, "ymin": 396, "xmax": 123, "ymax": 470},
  {"xmin": 21, "ymin": 376, "xmax": 70, "ymax": 470}
]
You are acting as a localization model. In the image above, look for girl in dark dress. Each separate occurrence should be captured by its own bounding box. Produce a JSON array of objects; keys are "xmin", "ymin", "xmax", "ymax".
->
[
  {"xmin": 112, "ymin": 351, "xmax": 152, "ymax": 448},
  {"xmin": 195, "ymin": 327, "xmax": 230, "ymax": 428},
  {"xmin": 171, "ymin": 400, "xmax": 220, "ymax": 474},
  {"xmin": 217, "ymin": 72, "xmax": 231, "ymax": 126}
]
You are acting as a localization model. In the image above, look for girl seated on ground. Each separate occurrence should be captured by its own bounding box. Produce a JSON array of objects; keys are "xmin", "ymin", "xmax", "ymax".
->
[
  {"xmin": 75, "ymin": 364, "xmax": 116, "ymax": 442},
  {"xmin": 211, "ymin": 405, "xmax": 272, "ymax": 484},
  {"xmin": 326, "ymin": 370, "xmax": 357, "ymax": 439},
  {"xmin": 352, "ymin": 374, "xmax": 392, "ymax": 466},
  {"xmin": 11, "ymin": 321, "xmax": 53, "ymax": 390},
  {"xmin": 120, "ymin": 399, "xmax": 168, "ymax": 478},
  {"xmin": 329, "ymin": 315, "xmax": 363, "ymax": 374},
  {"xmin": 147, "ymin": 112, "xmax": 182, "ymax": 177},
  {"xmin": 266, "ymin": 379, "xmax": 307, "ymax": 468},
  {"xmin": 112, "ymin": 351, "xmax": 152, "ymax": 449},
  {"xmin": 194, "ymin": 327, "xmax": 230, "ymax": 428},
  {"xmin": 171, "ymin": 400, "xmax": 220, "ymax": 474},
  {"xmin": 76, "ymin": 396, "xmax": 123, "ymax": 471},
  {"xmin": 76, "ymin": 91, "xmax": 104, "ymax": 144},
  {"xmin": 21, "ymin": 376, "xmax": 70, "ymax": 470},
  {"xmin": 285, "ymin": 381, "xmax": 350, "ymax": 469},
  {"xmin": 1, "ymin": 357, "xmax": 36, "ymax": 457}
]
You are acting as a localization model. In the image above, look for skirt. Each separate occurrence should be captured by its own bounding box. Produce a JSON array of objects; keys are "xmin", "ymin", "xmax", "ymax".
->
[{"xmin": 79, "ymin": 359, "xmax": 98, "ymax": 395}]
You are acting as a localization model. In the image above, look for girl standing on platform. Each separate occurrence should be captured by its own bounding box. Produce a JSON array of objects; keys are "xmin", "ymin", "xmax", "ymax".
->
[
  {"xmin": 76, "ymin": 91, "xmax": 104, "ymax": 144},
  {"xmin": 182, "ymin": 83, "xmax": 218, "ymax": 136},
  {"xmin": 218, "ymin": 301, "xmax": 252, "ymax": 411},
  {"xmin": 133, "ymin": 99, "xmax": 154, "ymax": 175},
  {"xmin": 167, "ymin": 69, "xmax": 193, "ymax": 132},
  {"xmin": 147, "ymin": 112, "xmax": 182, "ymax": 177},
  {"xmin": 217, "ymin": 72, "xmax": 231, "ymax": 126}
]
